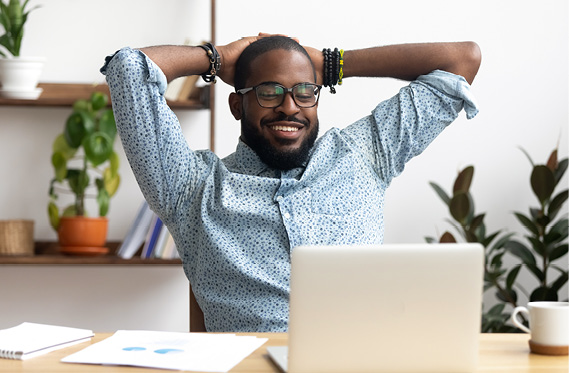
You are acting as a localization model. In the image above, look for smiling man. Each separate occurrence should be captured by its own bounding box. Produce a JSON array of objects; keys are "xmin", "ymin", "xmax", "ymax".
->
[{"xmin": 101, "ymin": 34, "xmax": 481, "ymax": 332}]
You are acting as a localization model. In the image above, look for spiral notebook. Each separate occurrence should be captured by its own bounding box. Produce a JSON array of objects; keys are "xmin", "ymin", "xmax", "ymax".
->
[{"xmin": 0, "ymin": 322, "xmax": 93, "ymax": 360}]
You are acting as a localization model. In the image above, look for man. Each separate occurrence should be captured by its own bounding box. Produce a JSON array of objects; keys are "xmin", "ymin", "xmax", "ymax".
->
[{"xmin": 101, "ymin": 34, "xmax": 481, "ymax": 332}]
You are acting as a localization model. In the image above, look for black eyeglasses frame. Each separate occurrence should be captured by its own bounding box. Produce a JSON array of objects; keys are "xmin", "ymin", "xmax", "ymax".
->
[{"xmin": 236, "ymin": 82, "xmax": 322, "ymax": 108}]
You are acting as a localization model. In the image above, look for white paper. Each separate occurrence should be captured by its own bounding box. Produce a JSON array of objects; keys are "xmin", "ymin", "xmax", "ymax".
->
[
  {"xmin": 0, "ymin": 322, "xmax": 93, "ymax": 360},
  {"xmin": 61, "ymin": 330, "xmax": 267, "ymax": 372}
]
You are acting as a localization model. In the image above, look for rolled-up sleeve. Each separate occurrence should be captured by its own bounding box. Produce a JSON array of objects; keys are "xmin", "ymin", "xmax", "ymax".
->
[
  {"xmin": 100, "ymin": 47, "xmax": 209, "ymax": 222},
  {"xmin": 343, "ymin": 69, "xmax": 479, "ymax": 186}
]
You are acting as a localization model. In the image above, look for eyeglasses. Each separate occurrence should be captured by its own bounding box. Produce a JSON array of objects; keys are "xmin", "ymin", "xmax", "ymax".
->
[{"xmin": 236, "ymin": 82, "xmax": 322, "ymax": 108}]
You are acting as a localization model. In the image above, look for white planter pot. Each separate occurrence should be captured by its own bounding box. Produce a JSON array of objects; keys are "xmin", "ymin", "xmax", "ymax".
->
[{"xmin": 0, "ymin": 56, "xmax": 46, "ymax": 99}]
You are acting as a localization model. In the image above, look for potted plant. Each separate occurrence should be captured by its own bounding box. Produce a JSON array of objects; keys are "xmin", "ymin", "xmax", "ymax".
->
[
  {"xmin": 48, "ymin": 91, "xmax": 120, "ymax": 255},
  {"xmin": 426, "ymin": 146, "xmax": 568, "ymax": 332},
  {"xmin": 0, "ymin": 0, "xmax": 44, "ymax": 99}
]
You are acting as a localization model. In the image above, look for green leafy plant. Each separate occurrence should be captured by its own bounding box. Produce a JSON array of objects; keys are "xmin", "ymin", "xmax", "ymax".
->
[
  {"xmin": 427, "ymin": 146, "xmax": 568, "ymax": 333},
  {"xmin": 0, "ymin": 0, "xmax": 39, "ymax": 57},
  {"xmin": 505, "ymin": 148, "xmax": 568, "ymax": 302},
  {"xmin": 426, "ymin": 166, "xmax": 518, "ymax": 332},
  {"xmin": 48, "ymin": 92, "xmax": 120, "ymax": 231}
]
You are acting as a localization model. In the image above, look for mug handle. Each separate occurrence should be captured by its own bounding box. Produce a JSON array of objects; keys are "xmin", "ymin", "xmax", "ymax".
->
[{"xmin": 511, "ymin": 306, "xmax": 531, "ymax": 333}]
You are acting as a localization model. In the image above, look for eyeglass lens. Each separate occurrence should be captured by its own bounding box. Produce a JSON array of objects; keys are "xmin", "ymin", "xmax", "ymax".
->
[{"xmin": 256, "ymin": 83, "xmax": 319, "ymax": 108}]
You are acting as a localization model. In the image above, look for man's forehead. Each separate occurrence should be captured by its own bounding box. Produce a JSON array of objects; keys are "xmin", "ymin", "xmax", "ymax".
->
[{"xmin": 247, "ymin": 49, "xmax": 315, "ymax": 84}]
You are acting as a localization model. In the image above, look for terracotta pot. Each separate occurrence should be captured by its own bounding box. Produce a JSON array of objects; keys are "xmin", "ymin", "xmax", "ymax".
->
[{"xmin": 58, "ymin": 216, "xmax": 109, "ymax": 256}]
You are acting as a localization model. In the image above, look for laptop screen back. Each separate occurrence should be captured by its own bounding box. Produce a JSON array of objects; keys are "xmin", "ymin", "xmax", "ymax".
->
[{"xmin": 287, "ymin": 243, "xmax": 484, "ymax": 373}]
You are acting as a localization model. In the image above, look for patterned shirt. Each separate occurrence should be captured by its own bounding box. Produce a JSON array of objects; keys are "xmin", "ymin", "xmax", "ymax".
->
[{"xmin": 101, "ymin": 47, "xmax": 479, "ymax": 332}]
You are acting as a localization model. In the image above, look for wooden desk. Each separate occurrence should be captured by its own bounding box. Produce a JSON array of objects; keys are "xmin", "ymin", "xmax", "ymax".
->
[{"xmin": 0, "ymin": 333, "xmax": 566, "ymax": 372}]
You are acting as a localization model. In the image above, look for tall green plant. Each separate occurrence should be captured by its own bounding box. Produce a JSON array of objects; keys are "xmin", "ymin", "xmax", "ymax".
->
[
  {"xmin": 47, "ymin": 92, "xmax": 120, "ymax": 231},
  {"xmin": 505, "ymin": 148, "xmax": 568, "ymax": 302},
  {"xmin": 426, "ymin": 166, "xmax": 518, "ymax": 332},
  {"xmin": 0, "ymin": 0, "xmax": 39, "ymax": 57}
]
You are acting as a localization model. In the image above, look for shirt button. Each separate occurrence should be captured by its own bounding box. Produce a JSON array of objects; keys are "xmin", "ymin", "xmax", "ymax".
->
[
  {"xmin": 276, "ymin": 196, "xmax": 283, "ymax": 202},
  {"xmin": 283, "ymin": 212, "xmax": 291, "ymax": 219}
]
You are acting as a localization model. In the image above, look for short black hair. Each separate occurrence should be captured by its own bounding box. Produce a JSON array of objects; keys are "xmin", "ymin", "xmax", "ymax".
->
[{"xmin": 234, "ymin": 35, "xmax": 316, "ymax": 91}]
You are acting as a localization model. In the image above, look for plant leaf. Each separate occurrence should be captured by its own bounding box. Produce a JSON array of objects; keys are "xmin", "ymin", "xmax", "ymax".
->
[
  {"xmin": 550, "ymin": 243, "xmax": 568, "ymax": 262},
  {"xmin": 530, "ymin": 286, "xmax": 558, "ymax": 302},
  {"xmin": 545, "ymin": 218, "xmax": 568, "ymax": 245},
  {"xmin": 470, "ymin": 213, "xmax": 485, "ymax": 232},
  {"xmin": 64, "ymin": 112, "xmax": 88, "ymax": 148},
  {"xmin": 548, "ymin": 190, "xmax": 568, "ymax": 220},
  {"xmin": 546, "ymin": 149, "xmax": 558, "ymax": 172},
  {"xmin": 453, "ymin": 166, "xmax": 474, "ymax": 194},
  {"xmin": 519, "ymin": 147, "xmax": 535, "ymax": 167},
  {"xmin": 51, "ymin": 151, "xmax": 67, "ymax": 182},
  {"xmin": 450, "ymin": 192, "xmax": 471, "ymax": 224},
  {"xmin": 96, "ymin": 178, "xmax": 110, "ymax": 216},
  {"xmin": 505, "ymin": 240, "xmax": 537, "ymax": 266},
  {"xmin": 531, "ymin": 165, "xmax": 555, "ymax": 205},
  {"xmin": 97, "ymin": 108, "xmax": 116, "ymax": 140},
  {"xmin": 440, "ymin": 231, "xmax": 456, "ymax": 243},
  {"xmin": 554, "ymin": 158, "xmax": 568, "ymax": 186},
  {"xmin": 82, "ymin": 131, "xmax": 113, "ymax": 166},
  {"xmin": 66, "ymin": 169, "xmax": 89, "ymax": 196},
  {"xmin": 506, "ymin": 265, "xmax": 522, "ymax": 289},
  {"xmin": 429, "ymin": 182, "xmax": 450, "ymax": 206},
  {"xmin": 103, "ymin": 167, "xmax": 120, "ymax": 197},
  {"xmin": 52, "ymin": 133, "xmax": 77, "ymax": 160},
  {"xmin": 514, "ymin": 212, "xmax": 539, "ymax": 236},
  {"xmin": 47, "ymin": 201, "xmax": 59, "ymax": 231}
]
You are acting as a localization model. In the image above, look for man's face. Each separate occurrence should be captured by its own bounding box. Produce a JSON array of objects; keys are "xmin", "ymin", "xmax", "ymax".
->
[{"xmin": 230, "ymin": 49, "xmax": 319, "ymax": 170}]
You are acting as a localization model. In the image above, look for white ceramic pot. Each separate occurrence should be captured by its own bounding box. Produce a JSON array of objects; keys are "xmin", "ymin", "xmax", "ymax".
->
[{"xmin": 0, "ymin": 56, "xmax": 45, "ymax": 99}]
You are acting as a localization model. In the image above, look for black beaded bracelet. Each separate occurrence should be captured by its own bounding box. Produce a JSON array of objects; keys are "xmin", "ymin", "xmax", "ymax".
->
[
  {"xmin": 322, "ymin": 48, "xmax": 341, "ymax": 94},
  {"xmin": 198, "ymin": 42, "xmax": 221, "ymax": 83}
]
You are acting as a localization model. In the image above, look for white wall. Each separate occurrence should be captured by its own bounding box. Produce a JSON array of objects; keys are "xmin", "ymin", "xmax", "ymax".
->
[{"xmin": 0, "ymin": 0, "xmax": 567, "ymax": 330}]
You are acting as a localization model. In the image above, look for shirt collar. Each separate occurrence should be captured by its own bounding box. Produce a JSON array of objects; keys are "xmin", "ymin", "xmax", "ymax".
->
[{"xmin": 234, "ymin": 139, "xmax": 307, "ymax": 179}]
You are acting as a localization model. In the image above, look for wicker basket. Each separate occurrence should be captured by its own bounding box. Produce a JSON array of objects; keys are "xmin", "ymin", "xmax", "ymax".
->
[{"xmin": 0, "ymin": 220, "xmax": 34, "ymax": 256}]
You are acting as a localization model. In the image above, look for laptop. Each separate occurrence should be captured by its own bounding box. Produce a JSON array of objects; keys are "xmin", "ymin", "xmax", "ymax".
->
[{"xmin": 267, "ymin": 243, "xmax": 484, "ymax": 373}]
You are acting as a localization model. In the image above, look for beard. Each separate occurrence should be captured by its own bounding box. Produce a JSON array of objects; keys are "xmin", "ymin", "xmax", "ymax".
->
[{"xmin": 240, "ymin": 112, "xmax": 319, "ymax": 170}]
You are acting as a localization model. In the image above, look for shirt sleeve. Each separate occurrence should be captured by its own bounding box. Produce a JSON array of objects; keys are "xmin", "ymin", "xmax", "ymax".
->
[
  {"xmin": 100, "ymin": 47, "xmax": 213, "ymax": 222},
  {"xmin": 342, "ymin": 69, "xmax": 479, "ymax": 186}
]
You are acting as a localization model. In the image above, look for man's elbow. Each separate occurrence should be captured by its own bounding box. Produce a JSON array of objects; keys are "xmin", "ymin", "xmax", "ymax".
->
[{"xmin": 461, "ymin": 41, "xmax": 482, "ymax": 85}]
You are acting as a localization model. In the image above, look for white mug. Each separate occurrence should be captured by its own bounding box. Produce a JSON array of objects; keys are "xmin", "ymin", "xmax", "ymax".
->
[{"xmin": 511, "ymin": 301, "xmax": 569, "ymax": 348}]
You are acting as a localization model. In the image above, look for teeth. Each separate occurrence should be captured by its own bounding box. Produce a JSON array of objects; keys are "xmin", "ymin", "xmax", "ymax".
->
[{"xmin": 271, "ymin": 125, "xmax": 299, "ymax": 132}]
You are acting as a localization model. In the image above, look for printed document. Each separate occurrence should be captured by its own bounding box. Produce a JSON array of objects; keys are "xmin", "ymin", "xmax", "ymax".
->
[{"xmin": 62, "ymin": 330, "xmax": 267, "ymax": 372}]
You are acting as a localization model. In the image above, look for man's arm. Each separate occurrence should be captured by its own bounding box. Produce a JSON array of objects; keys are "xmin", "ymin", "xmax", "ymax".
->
[
  {"xmin": 139, "ymin": 34, "xmax": 268, "ymax": 83},
  {"xmin": 141, "ymin": 37, "xmax": 480, "ymax": 87},
  {"xmin": 306, "ymin": 42, "xmax": 481, "ymax": 85}
]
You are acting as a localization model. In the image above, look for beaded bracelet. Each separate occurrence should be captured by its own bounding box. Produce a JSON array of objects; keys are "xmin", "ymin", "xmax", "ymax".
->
[
  {"xmin": 198, "ymin": 43, "xmax": 221, "ymax": 83},
  {"xmin": 338, "ymin": 49, "xmax": 344, "ymax": 85},
  {"xmin": 322, "ymin": 48, "xmax": 342, "ymax": 93}
]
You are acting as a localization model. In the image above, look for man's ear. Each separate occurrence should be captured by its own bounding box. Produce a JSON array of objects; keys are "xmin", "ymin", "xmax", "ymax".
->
[{"xmin": 229, "ymin": 92, "xmax": 242, "ymax": 120}]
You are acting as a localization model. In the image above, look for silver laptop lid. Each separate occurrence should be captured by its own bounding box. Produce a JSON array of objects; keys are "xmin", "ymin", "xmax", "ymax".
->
[{"xmin": 287, "ymin": 243, "xmax": 484, "ymax": 373}]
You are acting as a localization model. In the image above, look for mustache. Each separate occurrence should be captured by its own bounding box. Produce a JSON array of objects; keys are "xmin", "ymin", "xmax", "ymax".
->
[{"xmin": 261, "ymin": 113, "xmax": 309, "ymax": 127}]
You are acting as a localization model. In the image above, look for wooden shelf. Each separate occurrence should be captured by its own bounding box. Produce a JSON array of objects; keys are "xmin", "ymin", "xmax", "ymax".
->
[
  {"xmin": 0, "ymin": 83, "xmax": 210, "ymax": 109},
  {"xmin": 0, "ymin": 241, "xmax": 182, "ymax": 266}
]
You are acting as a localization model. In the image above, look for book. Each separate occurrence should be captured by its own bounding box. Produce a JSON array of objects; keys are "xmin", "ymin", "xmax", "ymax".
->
[
  {"xmin": 0, "ymin": 322, "xmax": 93, "ymax": 360},
  {"xmin": 151, "ymin": 224, "xmax": 171, "ymax": 259},
  {"xmin": 117, "ymin": 201, "xmax": 155, "ymax": 259},
  {"xmin": 159, "ymin": 231, "xmax": 178, "ymax": 259},
  {"xmin": 163, "ymin": 76, "xmax": 186, "ymax": 101},
  {"xmin": 140, "ymin": 215, "xmax": 163, "ymax": 259},
  {"xmin": 176, "ymin": 74, "xmax": 200, "ymax": 101}
]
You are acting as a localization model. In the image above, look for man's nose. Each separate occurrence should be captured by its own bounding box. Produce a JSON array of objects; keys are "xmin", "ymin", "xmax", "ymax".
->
[{"xmin": 276, "ymin": 92, "xmax": 300, "ymax": 114}]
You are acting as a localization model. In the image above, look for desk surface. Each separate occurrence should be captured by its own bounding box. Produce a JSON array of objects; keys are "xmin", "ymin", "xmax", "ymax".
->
[{"xmin": 1, "ymin": 333, "xmax": 567, "ymax": 372}]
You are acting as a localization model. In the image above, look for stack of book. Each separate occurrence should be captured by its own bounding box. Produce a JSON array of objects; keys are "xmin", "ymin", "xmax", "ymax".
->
[{"xmin": 116, "ymin": 201, "xmax": 179, "ymax": 260}]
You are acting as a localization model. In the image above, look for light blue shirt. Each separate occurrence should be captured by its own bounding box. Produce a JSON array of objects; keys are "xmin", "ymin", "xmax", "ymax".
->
[{"xmin": 101, "ymin": 47, "xmax": 478, "ymax": 332}]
